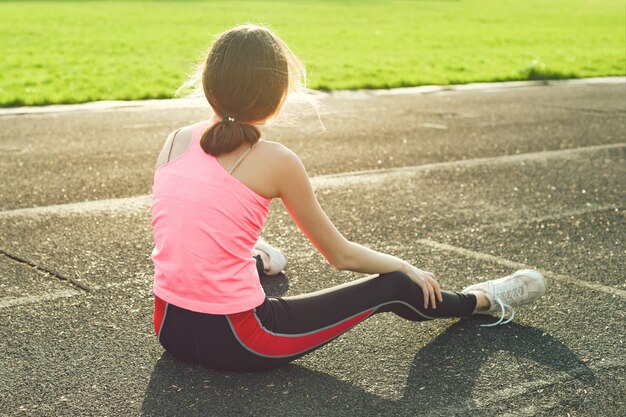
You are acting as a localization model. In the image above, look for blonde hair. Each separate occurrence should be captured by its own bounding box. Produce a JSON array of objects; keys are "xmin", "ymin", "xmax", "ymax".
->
[{"xmin": 176, "ymin": 24, "xmax": 321, "ymax": 156}]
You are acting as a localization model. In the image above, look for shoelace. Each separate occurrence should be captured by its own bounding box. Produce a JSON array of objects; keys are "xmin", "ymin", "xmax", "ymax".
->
[{"xmin": 480, "ymin": 297, "xmax": 516, "ymax": 327}]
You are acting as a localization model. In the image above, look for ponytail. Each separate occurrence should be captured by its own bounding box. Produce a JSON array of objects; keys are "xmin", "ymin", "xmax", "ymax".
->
[{"xmin": 200, "ymin": 119, "xmax": 261, "ymax": 156}]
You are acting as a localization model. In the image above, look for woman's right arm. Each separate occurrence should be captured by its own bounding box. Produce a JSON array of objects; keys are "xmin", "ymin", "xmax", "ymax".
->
[{"xmin": 274, "ymin": 145, "xmax": 442, "ymax": 309}]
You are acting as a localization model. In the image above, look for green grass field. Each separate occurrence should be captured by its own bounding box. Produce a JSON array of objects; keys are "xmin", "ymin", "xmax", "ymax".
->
[{"xmin": 1, "ymin": 0, "xmax": 624, "ymax": 107}]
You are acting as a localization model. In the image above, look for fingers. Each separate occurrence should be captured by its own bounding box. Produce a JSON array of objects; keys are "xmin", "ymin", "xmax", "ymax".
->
[
  {"xmin": 420, "ymin": 282, "xmax": 432, "ymax": 309},
  {"xmin": 422, "ymin": 272, "xmax": 441, "ymax": 309},
  {"xmin": 410, "ymin": 267, "xmax": 442, "ymax": 310},
  {"xmin": 425, "ymin": 272, "xmax": 435, "ymax": 308},
  {"xmin": 428, "ymin": 275, "xmax": 443, "ymax": 303},
  {"xmin": 422, "ymin": 279, "xmax": 436, "ymax": 310}
]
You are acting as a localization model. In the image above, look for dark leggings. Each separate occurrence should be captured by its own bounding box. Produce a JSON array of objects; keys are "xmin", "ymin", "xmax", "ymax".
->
[{"xmin": 154, "ymin": 256, "xmax": 477, "ymax": 372}]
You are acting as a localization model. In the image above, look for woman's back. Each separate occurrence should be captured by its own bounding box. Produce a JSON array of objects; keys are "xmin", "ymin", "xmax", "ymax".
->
[{"xmin": 151, "ymin": 120, "xmax": 273, "ymax": 315}]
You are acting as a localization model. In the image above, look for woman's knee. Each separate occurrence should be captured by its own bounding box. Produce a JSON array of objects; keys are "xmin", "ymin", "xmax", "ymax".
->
[{"xmin": 377, "ymin": 270, "xmax": 421, "ymax": 299}]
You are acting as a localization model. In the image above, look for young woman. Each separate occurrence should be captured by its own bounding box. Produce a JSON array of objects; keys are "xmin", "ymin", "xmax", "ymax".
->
[{"xmin": 150, "ymin": 24, "xmax": 547, "ymax": 372}]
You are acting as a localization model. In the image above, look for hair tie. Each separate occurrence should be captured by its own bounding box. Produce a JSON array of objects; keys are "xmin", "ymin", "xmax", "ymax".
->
[{"xmin": 223, "ymin": 116, "xmax": 236, "ymax": 123}]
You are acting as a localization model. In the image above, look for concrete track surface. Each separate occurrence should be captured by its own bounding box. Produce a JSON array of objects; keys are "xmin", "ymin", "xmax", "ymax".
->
[{"xmin": 1, "ymin": 78, "xmax": 625, "ymax": 416}]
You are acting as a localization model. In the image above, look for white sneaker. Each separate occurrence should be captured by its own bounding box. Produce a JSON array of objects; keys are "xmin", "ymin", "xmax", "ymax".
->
[
  {"xmin": 462, "ymin": 269, "xmax": 547, "ymax": 327},
  {"xmin": 254, "ymin": 237, "xmax": 287, "ymax": 276}
]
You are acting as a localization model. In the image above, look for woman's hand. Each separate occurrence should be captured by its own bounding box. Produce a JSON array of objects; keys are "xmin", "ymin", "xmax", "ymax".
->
[{"xmin": 400, "ymin": 262, "xmax": 443, "ymax": 310}]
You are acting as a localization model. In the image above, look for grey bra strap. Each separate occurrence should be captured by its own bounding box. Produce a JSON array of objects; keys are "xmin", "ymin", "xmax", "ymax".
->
[
  {"xmin": 227, "ymin": 140, "xmax": 262, "ymax": 174},
  {"xmin": 166, "ymin": 128, "xmax": 183, "ymax": 162}
]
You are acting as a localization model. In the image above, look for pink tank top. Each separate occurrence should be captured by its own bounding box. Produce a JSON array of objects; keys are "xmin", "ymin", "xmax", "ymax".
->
[{"xmin": 151, "ymin": 120, "xmax": 272, "ymax": 314}]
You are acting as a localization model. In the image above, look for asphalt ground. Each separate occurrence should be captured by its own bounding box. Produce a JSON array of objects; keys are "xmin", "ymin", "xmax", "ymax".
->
[{"xmin": 0, "ymin": 78, "xmax": 624, "ymax": 416}]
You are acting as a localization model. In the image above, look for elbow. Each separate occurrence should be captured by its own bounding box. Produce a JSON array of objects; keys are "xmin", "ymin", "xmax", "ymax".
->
[
  {"xmin": 329, "ymin": 256, "xmax": 346, "ymax": 271},
  {"xmin": 328, "ymin": 240, "xmax": 353, "ymax": 271}
]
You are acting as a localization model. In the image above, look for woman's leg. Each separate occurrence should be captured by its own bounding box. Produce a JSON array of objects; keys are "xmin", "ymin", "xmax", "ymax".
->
[
  {"xmin": 253, "ymin": 253, "xmax": 266, "ymax": 275},
  {"xmin": 156, "ymin": 268, "xmax": 542, "ymax": 371},
  {"xmin": 223, "ymin": 270, "xmax": 477, "ymax": 370},
  {"xmin": 266, "ymin": 271, "xmax": 476, "ymax": 325}
]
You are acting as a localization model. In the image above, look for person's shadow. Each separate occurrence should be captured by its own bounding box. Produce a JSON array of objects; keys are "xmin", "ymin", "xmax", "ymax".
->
[{"xmin": 141, "ymin": 275, "xmax": 594, "ymax": 416}]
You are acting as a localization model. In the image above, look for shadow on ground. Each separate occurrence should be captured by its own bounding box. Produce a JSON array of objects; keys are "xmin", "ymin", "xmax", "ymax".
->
[
  {"xmin": 258, "ymin": 271, "xmax": 290, "ymax": 297},
  {"xmin": 141, "ymin": 320, "xmax": 594, "ymax": 416}
]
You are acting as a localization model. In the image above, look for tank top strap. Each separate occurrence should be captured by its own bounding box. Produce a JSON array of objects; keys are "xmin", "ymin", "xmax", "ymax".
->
[{"xmin": 227, "ymin": 140, "xmax": 263, "ymax": 175}]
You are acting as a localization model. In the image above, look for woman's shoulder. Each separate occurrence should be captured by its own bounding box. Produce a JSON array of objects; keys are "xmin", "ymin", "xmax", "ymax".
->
[
  {"xmin": 251, "ymin": 139, "xmax": 307, "ymax": 198},
  {"xmin": 154, "ymin": 124, "xmax": 197, "ymax": 170},
  {"xmin": 258, "ymin": 139, "xmax": 300, "ymax": 161},
  {"xmin": 256, "ymin": 139, "xmax": 304, "ymax": 174}
]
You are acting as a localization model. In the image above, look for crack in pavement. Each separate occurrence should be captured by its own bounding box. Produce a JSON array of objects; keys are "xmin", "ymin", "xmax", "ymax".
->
[{"xmin": 0, "ymin": 248, "xmax": 91, "ymax": 292}]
